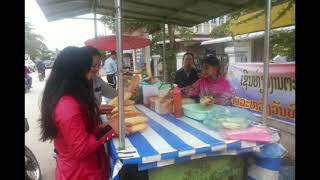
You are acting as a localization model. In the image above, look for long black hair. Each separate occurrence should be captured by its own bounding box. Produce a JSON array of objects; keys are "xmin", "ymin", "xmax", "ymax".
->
[
  {"xmin": 82, "ymin": 46, "xmax": 101, "ymax": 57},
  {"xmin": 39, "ymin": 46, "xmax": 99, "ymax": 142}
]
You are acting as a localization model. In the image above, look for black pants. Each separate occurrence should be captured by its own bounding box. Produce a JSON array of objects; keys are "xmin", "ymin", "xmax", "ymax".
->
[{"xmin": 107, "ymin": 73, "xmax": 116, "ymax": 88}]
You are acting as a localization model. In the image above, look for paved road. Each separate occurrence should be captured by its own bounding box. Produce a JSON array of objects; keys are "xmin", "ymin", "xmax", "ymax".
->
[{"xmin": 25, "ymin": 69, "xmax": 55, "ymax": 180}]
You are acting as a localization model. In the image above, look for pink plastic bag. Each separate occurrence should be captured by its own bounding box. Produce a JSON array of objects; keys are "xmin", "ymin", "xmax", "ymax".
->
[{"xmin": 222, "ymin": 126, "xmax": 272, "ymax": 143}]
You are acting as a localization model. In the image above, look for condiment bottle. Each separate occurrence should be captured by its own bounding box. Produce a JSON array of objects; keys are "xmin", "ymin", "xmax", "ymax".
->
[{"xmin": 173, "ymin": 87, "xmax": 183, "ymax": 118}]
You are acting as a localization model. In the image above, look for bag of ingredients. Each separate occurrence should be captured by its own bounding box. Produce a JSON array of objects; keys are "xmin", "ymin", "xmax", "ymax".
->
[
  {"xmin": 221, "ymin": 126, "xmax": 273, "ymax": 143},
  {"xmin": 203, "ymin": 105, "xmax": 259, "ymax": 130},
  {"xmin": 257, "ymin": 143, "xmax": 287, "ymax": 158},
  {"xmin": 155, "ymin": 95, "xmax": 173, "ymax": 115},
  {"xmin": 148, "ymin": 96, "xmax": 159, "ymax": 111},
  {"xmin": 142, "ymin": 84, "xmax": 159, "ymax": 106}
]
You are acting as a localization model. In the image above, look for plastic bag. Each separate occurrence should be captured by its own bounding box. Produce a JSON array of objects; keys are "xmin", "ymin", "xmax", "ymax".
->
[
  {"xmin": 258, "ymin": 143, "xmax": 287, "ymax": 158},
  {"xmin": 155, "ymin": 95, "xmax": 173, "ymax": 115},
  {"xmin": 203, "ymin": 105, "xmax": 259, "ymax": 130},
  {"xmin": 222, "ymin": 126, "xmax": 273, "ymax": 143}
]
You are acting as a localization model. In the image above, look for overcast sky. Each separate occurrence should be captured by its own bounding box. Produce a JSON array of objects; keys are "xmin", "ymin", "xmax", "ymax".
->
[{"xmin": 25, "ymin": 0, "xmax": 113, "ymax": 51}]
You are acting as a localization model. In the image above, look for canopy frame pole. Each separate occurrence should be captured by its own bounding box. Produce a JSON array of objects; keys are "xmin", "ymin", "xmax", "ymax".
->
[
  {"xmin": 162, "ymin": 23, "xmax": 166, "ymax": 82},
  {"xmin": 262, "ymin": 0, "xmax": 272, "ymax": 125},
  {"xmin": 115, "ymin": 0, "xmax": 125, "ymax": 150},
  {"xmin": 93, "ymin": 0, "xmax": 98, "ymax": 47}
]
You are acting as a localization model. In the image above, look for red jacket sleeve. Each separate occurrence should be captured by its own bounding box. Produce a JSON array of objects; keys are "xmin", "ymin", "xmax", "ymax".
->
[{"xmin": 55, "ymin": 96, "xmax": 115, "ymax": 159}]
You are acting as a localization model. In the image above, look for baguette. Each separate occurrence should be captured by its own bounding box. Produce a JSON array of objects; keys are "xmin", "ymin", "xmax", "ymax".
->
[
  {"xmin": 110, "ymin": 110, "xmax": 132, "ymax": 117},
  {"xmin": 125, "ymin": 116, "xmax": 148, "ymax": 125},
  {"xmin": 111, "ymin": 105, "xmax": 137, "ymax": 114},
  {"xmin": 125, "ymin": 100, "xmax": 135, "ymax": 106},
  {"xmin": 129, "ymin": 123, "xmax": 148, "ymax": 133},
  {"xmin": 111, "ymin": 111, "xmax": 144, "ymax": 119},
  {"xmin": 108, "ymin": 92, "xmax": 132, "ymax": 106}
]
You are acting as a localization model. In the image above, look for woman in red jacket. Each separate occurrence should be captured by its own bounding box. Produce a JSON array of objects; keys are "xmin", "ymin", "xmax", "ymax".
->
[{"xmin": 39, "ymin": 46, "xmax": 130, "ymax": 180}]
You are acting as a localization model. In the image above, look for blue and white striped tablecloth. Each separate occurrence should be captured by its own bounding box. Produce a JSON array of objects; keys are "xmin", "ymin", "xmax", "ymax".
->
[{"xmin": 105, "ymin": 105, "xmax": 282, "ymax": 180}]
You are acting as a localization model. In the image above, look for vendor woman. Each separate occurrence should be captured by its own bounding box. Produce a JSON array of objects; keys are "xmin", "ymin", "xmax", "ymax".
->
[{"xmin": 188, "ymin": 55, "xmax": 233, "ymax": 106}]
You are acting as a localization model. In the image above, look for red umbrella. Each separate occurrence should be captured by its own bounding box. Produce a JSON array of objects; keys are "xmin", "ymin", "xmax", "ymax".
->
[{"xmin": 84, "ymin": 35, "xmax": 151, "ymax": 51}]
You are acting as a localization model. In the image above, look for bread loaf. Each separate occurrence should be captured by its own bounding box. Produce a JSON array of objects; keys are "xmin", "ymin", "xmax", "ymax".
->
[
  {"xmin": 110, "ymin": 110, "xmax": 132, "ymax": 117},
  {"xmin": 111, "ymin": 105, "xmax": 137, "ymax": 114},
  {"xmin": 125, "ymin": 100, "xmax": 135, "ymax": 106},
  {"xmin": 125, "ymin": 116, "xmax": 148, "ymax": 125},
  {"xmin": 108, "ymin": 92, "xmax": 132, "ymax": 106},
  {"xmin": 129, "ymin": 123, "xmax": 148, "ymax": 133},
  {"xmin": 111, "ymin": 111, "xmax": 144, "ymax": 119}
]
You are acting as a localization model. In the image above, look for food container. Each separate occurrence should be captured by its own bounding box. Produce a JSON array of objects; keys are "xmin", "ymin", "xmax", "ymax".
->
[
  {"xmin": 182, "ymin": 103, "xmax": 214, "ymax": 121},
  {"xmin": 148, "ymin": 96, "xmax": 159, "ymax": 111},
  {"xmin": 142, "ymin": 84, "xmax": 159, "ymax": 105},
  {"xmin": 155, "ymin": 97, "xmax": 173, "ymax": 115}
]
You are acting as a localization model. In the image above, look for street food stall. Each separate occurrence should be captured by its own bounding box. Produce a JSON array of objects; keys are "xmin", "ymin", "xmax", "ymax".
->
[{"xmin": 36, "ymin": 0, "xmax": 289, "ymax": 179}]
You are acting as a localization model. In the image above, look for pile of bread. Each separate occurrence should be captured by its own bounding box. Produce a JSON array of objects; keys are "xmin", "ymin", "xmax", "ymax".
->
[{"xmin": 107, "ymin": 75, "xmax": 148, "ymax": 134}]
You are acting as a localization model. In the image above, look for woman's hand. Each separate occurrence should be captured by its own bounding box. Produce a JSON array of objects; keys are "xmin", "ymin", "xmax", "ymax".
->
[
  {"xmin": 99, "ymin": 105, "xmax": 114, "ymax": 114},
  {"xmin": 99, "ymin": 122, "xmax": 109, "ymax": 129},
  {"xmin": 206, "ymin": 98, "xmax": 215, "ymax": 105},
  {"xmin": 108, "ymin": 118, "xmax": 131, "ymax": 137},
  {"xmin": 200, "ymin": 96, "xmax": 215, "ymax": 106}
]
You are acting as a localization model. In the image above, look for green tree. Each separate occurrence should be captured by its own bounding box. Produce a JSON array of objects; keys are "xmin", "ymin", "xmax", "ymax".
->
[
  {"xmin": 25, "ymin": 21, "xmax": 50, "ymax": 60},
  {"xmin": 270, "ymin": 30, "xmax": 295, "ymax": 60},
  {"xmin": 210, "ymin": 20, "xmax": 233, "ymax": 38},
  {"xmin": 100, "ymin": 16, "xmax": 161, "ymax": 34},
  {"xmin": 176, "ymin": 26, "xmax": 193, "ymax": 42}
]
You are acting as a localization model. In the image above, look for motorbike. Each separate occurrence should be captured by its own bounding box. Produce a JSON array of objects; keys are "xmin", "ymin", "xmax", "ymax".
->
[
  {"xmin": 38, "ymin": 70, "xmax": 45, "ymax": 82},
  {"xmin": 25, "ymin": 118, "xmax": 42, "ymax": 180}
]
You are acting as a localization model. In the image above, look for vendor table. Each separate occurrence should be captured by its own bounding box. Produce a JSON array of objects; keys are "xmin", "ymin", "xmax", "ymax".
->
[{"xmin": 101, "ymin": 102, "xmax": 282, "ymax": 180}]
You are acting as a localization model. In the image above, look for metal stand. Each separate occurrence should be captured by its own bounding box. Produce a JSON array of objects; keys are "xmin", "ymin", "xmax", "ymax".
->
[
  {"xmin": 261, "ymin": 0, "xmax": 272, "ymax": 125},
  {"xmin": 115, "ymin": 0, "xmax": 125, "ymax": 150}
]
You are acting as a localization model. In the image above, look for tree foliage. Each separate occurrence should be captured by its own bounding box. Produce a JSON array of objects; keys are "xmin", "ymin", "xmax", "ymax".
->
[
  {"xmin": 270, "ymin": 30, "xmax": 295, "ymax": 60},
  {"xmin": 25, "ymin": 21, "xmax": 53, "ymax": 60},
  {"xmin": 210, "ymin": 21, "xmax": 233, "ymax": 38},
  {"xmin": 150, "ymin": 31, "xmax": 163, "ymax": 56},
  {"xmin": 176, "ymin": 26, "xmax": 194, "ymax": 47},
  {"xmin": 100, "ymin": 16, "xmax": 161, "ymax": 34}
]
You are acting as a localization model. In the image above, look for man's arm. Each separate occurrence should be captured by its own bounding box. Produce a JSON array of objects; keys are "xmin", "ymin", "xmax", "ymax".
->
[{"xmin": 98, "ymin": 76, "xmax": 117, "ymax": 99}]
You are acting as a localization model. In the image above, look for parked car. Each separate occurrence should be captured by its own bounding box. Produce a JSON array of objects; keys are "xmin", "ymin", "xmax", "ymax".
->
[
  {"xmin": 43, "ymin": 60, "xmax": 54, "ymax": 69},
  {"xmin": 25, "ymin": 60, "xmax": 36, "ymax": 72}
]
